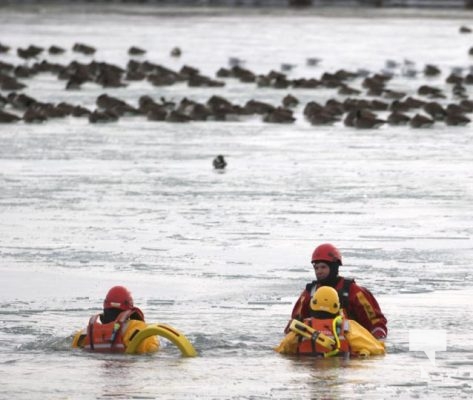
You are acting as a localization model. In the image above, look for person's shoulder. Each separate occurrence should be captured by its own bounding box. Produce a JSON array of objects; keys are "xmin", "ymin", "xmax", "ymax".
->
[
  {"xmin": 338, "ymin": 276, "xmax": 357, "ymax": 286},
  {"xmin": 339, "ymin": 276, "xmax": 362, "ymax": 291},
  {"xmin": 305, "ymin": 280, "xmax": 317, "ymax": 292},
  {"xmin": 341, "ymin": 277, "xmax": 376, "ymax": 295},
  {"xmin": 340, "ymin": 276, "xmax": 356, "ymax": 283}
]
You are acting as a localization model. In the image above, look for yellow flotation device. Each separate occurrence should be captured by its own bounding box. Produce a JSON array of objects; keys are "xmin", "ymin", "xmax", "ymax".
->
[
  {"xmin": 72, "ymin": 321, "xmax": 197, "ymax": 357},
  {"xmin": 126, "ymin": 323, "xmax": 197, "ymax": 357}
]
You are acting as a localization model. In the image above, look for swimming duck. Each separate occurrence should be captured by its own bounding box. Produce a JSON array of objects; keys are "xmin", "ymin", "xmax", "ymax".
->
[
  {"xmin": 410, "ymin": 113, "xmax": 434, "ymax": 128},
  {"xmin": 213, "ymin": 155, "xmax": 227, "ymax": 170}
]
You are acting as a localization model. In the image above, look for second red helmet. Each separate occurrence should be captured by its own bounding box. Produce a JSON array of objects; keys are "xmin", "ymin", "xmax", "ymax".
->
[
  {"xmin": 311, "ymin": 243, "xmax": 343, "ymax": 265},
  {"xmin": 103, "ymin": 286, "xmax": 134, "ymax": 311}
]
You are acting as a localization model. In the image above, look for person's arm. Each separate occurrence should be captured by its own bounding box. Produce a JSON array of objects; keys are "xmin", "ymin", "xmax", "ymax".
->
[
  {"xmin": 348, "ymin": 284, "xmax": 388, "ymax": 339},
  {"xmin": 284, "ymin": 288, "xmax": 311, "ymax": 333}
]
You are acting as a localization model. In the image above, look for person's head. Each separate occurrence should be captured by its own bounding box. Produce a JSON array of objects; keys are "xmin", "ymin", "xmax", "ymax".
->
[
  {"xmin": 309, "ymin": 286, "xmax": 341, "ymax": 318},
  {"xmin": 311, "ymin": 243, "xmax": 342, "ymax": 285},
  {"xmin": 103, "ymin": 286, "xmax": 134, "ymax": 312},
  {"xmin": 101, "ymin": 286, "xmax": 144, "ymax": 324}
]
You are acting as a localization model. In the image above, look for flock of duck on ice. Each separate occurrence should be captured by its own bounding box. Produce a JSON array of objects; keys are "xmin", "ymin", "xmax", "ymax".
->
[{"xmin": 1, "ymin": 24, "xmax": 473, "ymax": 128}]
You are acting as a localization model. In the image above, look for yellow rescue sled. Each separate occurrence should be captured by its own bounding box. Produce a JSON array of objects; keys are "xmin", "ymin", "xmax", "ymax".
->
[{"xmin": 125, "ymin": 323, "xmax": 197, "ymax": 357}]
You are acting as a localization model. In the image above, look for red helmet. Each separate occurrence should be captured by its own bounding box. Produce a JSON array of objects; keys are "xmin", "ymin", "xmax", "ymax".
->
[
  {"xmin": 311, "ymin": 243, "xmax": 343, "ymax": 265},
  {"xmin": 103, "ymin": 286, "xmax": 134, "ymax": 311}
]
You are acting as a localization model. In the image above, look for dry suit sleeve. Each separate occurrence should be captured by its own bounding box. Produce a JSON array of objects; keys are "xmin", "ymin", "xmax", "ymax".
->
[
  {"xmin": 348, "ymin": 284, "xmax": 388, "ymax": 339},
  {"xmin": 284, "ymin": 289, "xmax": 311, "ymax": 333}
]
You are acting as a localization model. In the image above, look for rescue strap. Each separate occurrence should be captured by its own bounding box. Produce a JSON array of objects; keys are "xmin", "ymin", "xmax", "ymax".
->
[
  {"xmin": 338, "ymin": 278, "xmax": 354, "ymax": 311},
  {"xmin": 87, "ymin": 314, "xmax": 98, "ymax": 351}
]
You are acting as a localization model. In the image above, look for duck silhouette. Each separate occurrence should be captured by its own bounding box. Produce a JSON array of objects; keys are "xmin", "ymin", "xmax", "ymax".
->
[
  {"xmin": 344, "ymin": 109, "xmax": 385, "ymax": 129},
  {"xmin": 213, "ymin": 155, "xmax": 227, "ymax": 170},
  {"xmin": 282, "ymin": 94, "xmax": 299, "ymax": 108},
  {"xmin": 410, "ymin": 113, "xmax": 434, "ymax": 128},
  {"xmin": 306, "ymin": 57, "xmax": 321, "ymax": 66},
  {"xmin": 72, "ymin": 43, "xmax": 96, "ymax": 55},
  {"xmin": 387, "ymin": 111, "xmax": 410, "ymax": 126},
  {"xmin": 445, "ymin": 111, "xmax": 470, "ymax": 126},
  {"xmin": 48, "ymin": 45, "xmax": 65, "ymax": 55},
  {"xmin": 17, "ymin": 45, "xmax": 43, "ymax": 61},
  {"xmin": 170, "ymin": 47, "xmax": 182, "ymax": 57},
  {"xmin": 424, "ymin": 64, "xmax": 441, "ymax": 77},
  {"xmin": 0, "ymin": 42, "xmax": 10, "ymax": 53},
  {"xmin": 128, "ymin": 46, "xmax": 146, "ymax": 56},
  {"xmin": 0, "ymin": 110, "xmax": 21, "ymax": 123}
]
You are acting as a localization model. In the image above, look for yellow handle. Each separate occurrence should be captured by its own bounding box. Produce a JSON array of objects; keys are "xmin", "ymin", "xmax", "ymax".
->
[
  {"xmin": 126, "ymin": 323, "xmax": 197, "ymax": 357},
  {"xmin": 289, "ymin": 320, "xmax": 336, "ymax": 350}
]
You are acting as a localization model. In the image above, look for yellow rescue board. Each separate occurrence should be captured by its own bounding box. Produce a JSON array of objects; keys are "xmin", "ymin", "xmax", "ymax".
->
[{"xmin": 126, "ymin": 323, "xmax": 197, "ymax": 357}]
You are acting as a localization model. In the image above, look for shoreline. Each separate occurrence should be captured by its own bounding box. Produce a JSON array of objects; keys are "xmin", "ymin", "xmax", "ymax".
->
[{"xmin": 1, "ymin": 4, "xmax": 473, "ymax": 19}]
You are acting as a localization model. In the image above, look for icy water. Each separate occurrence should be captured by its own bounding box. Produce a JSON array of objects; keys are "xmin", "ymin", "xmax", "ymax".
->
[{"xmin": 1, "ymin": 4, "xmax": 473, "ymax": 399}]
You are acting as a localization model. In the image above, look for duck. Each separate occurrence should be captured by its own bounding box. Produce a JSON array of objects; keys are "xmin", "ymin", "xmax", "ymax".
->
[
  {"xmin": 344, "ymin": 109, "xmax": 385, "ymax": 129},
  {"xmin": 231, "ymin": 66, "xmax": 256, "ymax": 83},
  {"xmin": 0, "ymin": 110, "xmax": 21, "ymax": 123},
  {"xmin": 1, "ymin": 75, "xmax": 27, "ymax": 91},
  {"xmin": 17, "ymin": 45, "xmax": 43, "ymax": 61},
  {"xmin": 72, "ymin": 43, "xmax": 96, "ymax": 55},
  {"xmin": 228, "ymin": 57, "xmax": 244, "ymax": 67},
  {"xmin": 459, "ymin": 99, "xmax": 473, "ymax": 113},
  {"xmin": 170, "ymin": 47, "xmax": 182, "ymax": 57},
  {"xmin": 128, "ymin": 46, "xmax": 146, "ymax": 56},
  {"xmin": 338, "ymin": 84, "xmax": 361, "ymax": 96},
  {"xmin": 282, "ymin": 94, "xmax": 299, "ymax": 108},
  {"xmin": 244, "ymin": 99, "xmax": 275, "ymax": 115},
  {"xmin": 48, "ymin": 45, "xmax": 65, "ymax": 55},
  {"xmin": 0, "ymin": 42, "xmax": 10, "ymax": 53},
  {"xmin": 423, "ymin": 102, "xmax": 446, "ymax": 120},
  {"xmin": 213, "ymin": 155, "xmax": 227, "ymax": 170},
  {"xmin": 89, "ymin": 110, "xmax": 119, "ymax": 123},
  {"xmin": 263, "ymin": 107, "xmax": 295, "ymax": 124},
  {"xmin": 23, "ymin": 107, "xmax": 47, "ymax": 123},
  {"xmin": 280, "ymin": 63, "xmax": 296, "ymax": 72},
  {"xmin": 96, "ymin": 94, "xmax": 137, "ymax": 115},
  {"xmin": 7, "ymin": 92, "xmax": 37, "ymax": 110},
  {"xmin": 417, "ymin": 85, "xmax": 446, "ymax": 99},
  {"xmin": 410, "ymin": 113, "xmax": 434, "ymax": 128},
  {"xmin": 387, "ymin": 111, "xmax": 411, "ymax": 126},
  {"xmin": 306, "ymin": 57, "xmax": 321, "ymax": 67},
  {"xmin": 165, "ymin": 110, "xmax": 191, "ymax": 123},
  {"xmin": 307, "ymin": 110, "xmax": 338, "ymax": 126},
  {"xmin": 445, "ymin": 111, "xmax": 470, "ymax": 126},
  {"xmin": 424, "ymin": 64, "xmax": 441, "ymax": 77},
  {"xmin": 72, "ymin": 105, "xmax": 91, "ymax": 118}
]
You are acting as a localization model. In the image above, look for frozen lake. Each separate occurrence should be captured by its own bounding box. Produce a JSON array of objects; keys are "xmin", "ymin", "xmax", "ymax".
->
[{"xmin": 1, "ymin": 4, "xmax": 473, "ymax": 399}]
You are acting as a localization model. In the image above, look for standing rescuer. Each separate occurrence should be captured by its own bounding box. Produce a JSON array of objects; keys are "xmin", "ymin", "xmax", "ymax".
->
[
  {"xmin": 286, "ymin": 243, "xmax": 388, "ymax": 339},
  {"xmin": 275, "ymin": 286, "xmax": 385, "ymax": 357}
]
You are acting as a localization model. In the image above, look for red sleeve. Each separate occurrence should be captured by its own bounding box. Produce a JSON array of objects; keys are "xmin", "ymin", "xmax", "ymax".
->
[{"xmin": 347, "ymin": 283, "xmax": 388, "ymax": 339}]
